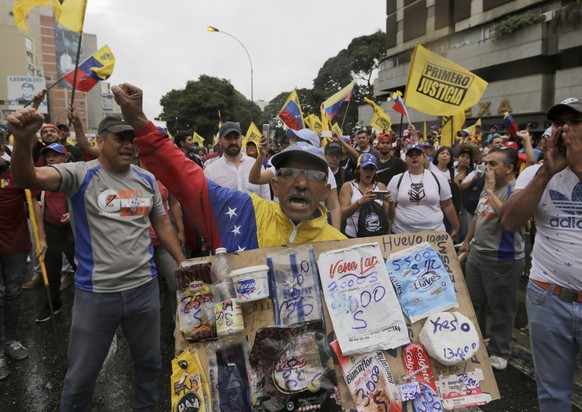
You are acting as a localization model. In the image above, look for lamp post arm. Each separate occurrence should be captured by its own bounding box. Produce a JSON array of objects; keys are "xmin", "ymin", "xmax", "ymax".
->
[{"xmin": 220, "ymin": 31, "xmax": 254, "ymax": 102}]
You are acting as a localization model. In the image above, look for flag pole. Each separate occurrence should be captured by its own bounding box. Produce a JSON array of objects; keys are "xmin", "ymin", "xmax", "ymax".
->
[
  {"xmin": 25, "ymin": 190, "xmax": 59, "ymax": 352},
  {"xmin": 340, "ymin": 99, "xmax": 352, "ymax": 131},
  {"xmin": 398, "ymin": 113, "xmax": 404, "ymax": 139},
  {"xmin": 68, "ymin": 0, "xmax": 88, "ymax": 112}
]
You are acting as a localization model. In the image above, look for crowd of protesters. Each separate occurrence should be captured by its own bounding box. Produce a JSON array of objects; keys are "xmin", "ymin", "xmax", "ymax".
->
[{"xmin": 0, "ymin": 85, "xmax": 580, "ymax": 412}]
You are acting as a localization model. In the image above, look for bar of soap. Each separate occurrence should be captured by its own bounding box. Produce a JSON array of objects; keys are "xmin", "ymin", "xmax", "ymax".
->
[{"xmin": 419, "ymin": 312, "xmax": 479, "ymax": 366}]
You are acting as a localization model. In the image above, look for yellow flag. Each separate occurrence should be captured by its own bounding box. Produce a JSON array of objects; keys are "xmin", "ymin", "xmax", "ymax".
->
[
  {"xmin": 192, "ymin": 132, "xmax": 205, "ymax": 147},
  {"xmin": 405, "ymin": 44, "xmax": 488, "ymax": 116},
  {"xmin": 305, "ymin": 114, "xmax": 323, "ymax": 134},
  {"xmin": 58, "ymin": 0, "xmax": 86, "ymax": 33},
  {"xmin": 423, "ymin": 121, "xmax": 427, "ymax": 142},
  {"xmin": 466, "ymin": 118, "xmax": 482, "ymax": 144},
  {"xmin": 320, "ymin": 105, "xmax": 331, "ymax": 131},
  {"xmin": 331, "ymin": 123, "xmax": 343, "ymax": 137},
  {"xmin": 364, "ymin": 97, "xmax": 392, "ymax": 132},
  {"xmin": 440, "ymin": 111, "xmax": 466, "ymax": 147},
  {"xmin": 245, "ymin": 122, "xmax": 262, "ymax": 143},
  {"xmin": 13, "ymin": 0, "xmax": 61, "ymax": 32},
  {"xmin": 370, "ymin": 113, "xmax": 392, "ymax": 133}
]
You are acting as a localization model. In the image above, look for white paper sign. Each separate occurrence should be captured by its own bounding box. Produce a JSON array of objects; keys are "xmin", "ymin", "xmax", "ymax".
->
[{"xmin": 317, "ymin": 242, "xmax": 409, "ymax": 355}]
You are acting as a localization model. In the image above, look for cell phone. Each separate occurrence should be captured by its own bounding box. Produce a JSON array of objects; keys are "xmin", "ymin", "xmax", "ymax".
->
[
  {"xmin": 262, "ymin": 124, "xmax": 270, "ymax": 144},
  {"xmin": 372, "ymin": 190, "xmax": 388, "ymax": 200},
  {"xmin": 321, "ymin": 130, "xmax": 332, "ymax": 138}
]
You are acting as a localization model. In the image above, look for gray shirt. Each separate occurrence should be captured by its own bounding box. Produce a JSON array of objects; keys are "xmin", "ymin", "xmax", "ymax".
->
[{"xmin": 53, "ymin": 160, "xmax": 165, "ymax": 293}]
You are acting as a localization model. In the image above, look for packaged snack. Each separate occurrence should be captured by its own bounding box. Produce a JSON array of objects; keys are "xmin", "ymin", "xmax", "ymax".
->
[
  {"xmin": 176, "ymin": 261, "xmax": 217, "ymax": 341},
  {"xmin": 331, "ymin": 341, "xmax": 402, "ymax": 412},
  {"xmin": 267, "ymin": 247, "xmax": 325, "ymax": 326},
  {"xmin": 387, "ymin": 242, "xmax": 458, "ymax": 323},
  {"xmin": 317, "ymin": 243, "xmax": 409, "ymax": 355},
  {"xmin": 248, "ymin": 321, "xmax": 341, "ymax": 411},
  {"xmin": 216, "ymin": 343, "xmax": 253, "ymax": 411},
  {"xmin": 171, "ymin": 349, "xmax": 211, "ymax": 412}
]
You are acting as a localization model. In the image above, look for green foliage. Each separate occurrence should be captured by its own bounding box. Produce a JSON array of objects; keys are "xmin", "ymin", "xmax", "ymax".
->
[
  {"xmin": 311, "ymin": 30, "xmax": 386, "ymax": 133},
  {"xmin": 159, "ymin": 75, "xmax": 261, "ymax": 141},
  {"xmin": 491, "ymin": 11, "xmax": 545, "ymax": 39}
]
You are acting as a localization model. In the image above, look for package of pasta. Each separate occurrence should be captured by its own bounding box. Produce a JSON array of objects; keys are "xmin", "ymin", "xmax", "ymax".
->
[
  {"xmin": 267, "ymin": 247, "xmax": 325, "ymax": 326},
  {"xmin": 248, "ymin": 321, "xmax": 341, "ymax": 411},
  {"xmin": 330, "ymin": 341, "xmax": 402, "ymax": 412},
  {"xmin": 176, "ymin": 261, "xmax": 217, "ymax": 341},
  {"xmin": 386, "ymin": 242, "xmax": 458, "ymax": 323},
  {"xmin": 171, "ymin": 349, "xmax": 211, "ymax": 412}
]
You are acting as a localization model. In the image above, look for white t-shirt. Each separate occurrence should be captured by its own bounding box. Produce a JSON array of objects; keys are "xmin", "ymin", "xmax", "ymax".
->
[
  {"xmin": 204, "ymin": 155, "xmax": 270, "ymax": 199},
  {"xmin": 516, "ymin": 164, "xmax": 582, "ymax": 290},
  {"xmin": 388, "ymin": 170, "xmax": 452, "ymax": 234},
  {"xmin": 428, "ymin": 163, "xmax": 451, "ymax": 183}
]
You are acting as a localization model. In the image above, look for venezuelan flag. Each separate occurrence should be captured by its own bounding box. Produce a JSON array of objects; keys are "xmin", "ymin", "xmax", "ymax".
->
[
  {"xmin": 279, "ymin": 89, "xmax": 304, "ymax": 130},
  {"xmin": 63, "ymin": 45, "xmax": 114, "ymax": 92},
  {"xmin": 322, "ymin": 80, "xmax": 355, "ymax": 120}
]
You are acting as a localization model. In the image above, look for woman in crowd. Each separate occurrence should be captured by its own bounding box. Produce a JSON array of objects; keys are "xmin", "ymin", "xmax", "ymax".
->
[
  {"xmin": 339, "ymin": 153, "xmax": 392, "ymax": 238},
  {"xmin": 454, "ymin": 143, "xmax": 484, "ymax": 240},
  {"xmin": 388, "ymin": 142, "xmax": 460, "ymax": 238},
  {"xmin": 429, "ymin": 146, "xmax": 462, "ymax": 234}
]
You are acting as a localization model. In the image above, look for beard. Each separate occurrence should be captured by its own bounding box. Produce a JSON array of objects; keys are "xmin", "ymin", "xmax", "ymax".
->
[{"xmin": 224, "ymin": 144, "xmax": 241, "ymax": 156}]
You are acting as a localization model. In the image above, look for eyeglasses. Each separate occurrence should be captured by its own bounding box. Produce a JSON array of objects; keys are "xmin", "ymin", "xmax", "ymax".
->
[{"xmin": 276, "ymin": 167, "xmax": 327, "ymax": 183}]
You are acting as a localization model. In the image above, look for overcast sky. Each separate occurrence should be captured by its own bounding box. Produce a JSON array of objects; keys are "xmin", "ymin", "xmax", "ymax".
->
[{"xmin": 82, "ymin": 1, "xmax": 386, "ymax": 119}]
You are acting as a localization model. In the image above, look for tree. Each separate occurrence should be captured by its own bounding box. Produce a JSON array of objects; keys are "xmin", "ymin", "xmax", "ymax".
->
[
  {"xmin": 311, "ymin": 30, "xmax": 386, "ymax": 133},
  {"xmin": 159, "ymin": 75, "xmax": 261, "ymax": 142}
]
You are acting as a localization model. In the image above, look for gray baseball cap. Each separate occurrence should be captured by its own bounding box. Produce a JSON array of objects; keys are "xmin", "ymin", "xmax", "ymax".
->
[
  {"xmin": 270, "ymin": 141, "xmax": 328, "ymax": 172},
  {"xmin": 219, "ymin": 121, "xmax": 242, "ymax": 137},
  {"xmin": 546, "ymin": 97, "xmax": 582, "ymax": 121}
]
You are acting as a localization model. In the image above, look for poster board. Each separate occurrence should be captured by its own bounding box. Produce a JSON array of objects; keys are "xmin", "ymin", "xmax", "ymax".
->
[{"xmin": 174, "ymin": 231, "xmax": 500, "ymax": 410}]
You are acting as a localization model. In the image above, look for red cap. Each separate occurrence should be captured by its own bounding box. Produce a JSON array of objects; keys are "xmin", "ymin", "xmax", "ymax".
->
[
  {"xmin": 39, "ymin": 124, "xmax": 60, "ymax": 135},
  {"xmin": 377, "ymin": 133, "xmax": 392, "ymax": 142},
  {"xmin": 504, "ymin": 141, "xmax": 518, "ymax": 151}
]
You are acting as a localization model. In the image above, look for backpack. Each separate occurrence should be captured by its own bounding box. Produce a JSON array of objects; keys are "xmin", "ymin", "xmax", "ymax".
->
[{"xmin": 352, "ymin": 183, "xmax": 389, "ymax": 238}]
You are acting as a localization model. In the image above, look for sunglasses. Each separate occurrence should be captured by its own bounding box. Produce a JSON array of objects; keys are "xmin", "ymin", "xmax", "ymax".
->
[{"xmin": 276, "ymin": 167, "xmax": 327, "ymax": 183}]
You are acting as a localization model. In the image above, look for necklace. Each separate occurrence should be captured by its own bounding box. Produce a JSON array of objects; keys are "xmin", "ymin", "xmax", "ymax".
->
[{"xmin": 408, "ymin": 170, "xmax": 424, "ymax": 184}]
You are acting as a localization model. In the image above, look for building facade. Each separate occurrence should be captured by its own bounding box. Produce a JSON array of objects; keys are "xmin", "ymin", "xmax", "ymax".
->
[
  {"xmin": 0, "ymin": 0, "xmax": 118, "ymax": 137},
  {"xmin": 366, "ymin": 0, "xmax": 582, "ymax": 136}
]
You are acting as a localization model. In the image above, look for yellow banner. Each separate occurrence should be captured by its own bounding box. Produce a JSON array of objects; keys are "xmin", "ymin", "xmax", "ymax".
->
[
  {"xmin": 364, "ymin": 97, "xmax": 392, "ymax": 132},
  {"xmin": 192, "ymin": 132, "xmax": 205, "ymax": 147},
  {"xmin": 440, "ymin": 111, "xmax": 466, "ymax": 147},
  {"xmin": 245, "ymin": 121, "xmax": 262, "ymax": 143},
  {"xmin": 305, "ymin": 114, "xmax": 323, "ymax": 134},
  {"xmin": 405, "ymin": 44, "xmax": 488, "ymax": 116}
]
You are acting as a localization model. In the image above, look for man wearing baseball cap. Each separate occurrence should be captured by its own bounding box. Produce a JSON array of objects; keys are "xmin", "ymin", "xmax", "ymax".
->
[
  {"xmin": 501, "ymin": 97, "xmax": 582, "ymax": 411},
  {"xmin": 9, "ymin": 108, "xmax": 185, "ymax": 410},
  {"xmin": 109, "ymin": 83, "xmax": 345, "ymax": 253},
  {"xmin": 203, "ymin": 121, "xmax": 270, "ymax": 199},
  {"xmin": 35, "ymin": 143, "xmax": 77, "ymax": 324},
  {"xmin": 375, "ymin": 133, "xmax": 406, "ymax": 186},
  {"xmin": 325, "ymin": 141, "xmax": 352, "ymax": 191}
]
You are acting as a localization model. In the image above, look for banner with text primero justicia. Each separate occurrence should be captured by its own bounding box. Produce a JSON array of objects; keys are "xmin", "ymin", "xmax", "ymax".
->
[{"xmin": 404, "ymin": 44, "xmax": 488, "ymax": 116}]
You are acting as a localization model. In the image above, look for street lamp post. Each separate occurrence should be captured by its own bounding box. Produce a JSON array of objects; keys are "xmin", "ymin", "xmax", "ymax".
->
[{"xmin": 207, "ymin": 26, "xmax": 254, "ymax": 102}]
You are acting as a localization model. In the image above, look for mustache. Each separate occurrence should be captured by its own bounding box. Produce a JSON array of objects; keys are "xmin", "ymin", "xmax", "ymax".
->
[{"xmin": 286, "ymin": 190, "xmax": 312, "ymax": 202}]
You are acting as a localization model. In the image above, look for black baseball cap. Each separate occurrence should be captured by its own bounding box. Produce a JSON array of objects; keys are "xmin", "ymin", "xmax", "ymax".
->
[
  {"xmin": 97, "ymin": 114, "xmax": 134, "ymax": 135},
  {"xmin": 218, "ymin": 121, "xmax": 242, "ymax": 137},
  {"xmin": 324, "ymin": 142, "xmax": 342, "ymax": 154}
]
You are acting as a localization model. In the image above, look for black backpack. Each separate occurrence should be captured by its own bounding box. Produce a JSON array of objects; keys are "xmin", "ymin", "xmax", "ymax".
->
[{"xmin": 352, "ymin": 183, "xmax": 389, "ymax": 238}]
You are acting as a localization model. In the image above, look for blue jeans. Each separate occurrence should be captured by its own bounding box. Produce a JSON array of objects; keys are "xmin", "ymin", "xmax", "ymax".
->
[
  {"xmin": 60, "ymin": 280, "xmax": 161, "ymax": 411},
  {"xmin": 0, "ymin": 251, "xmax": 28, "ymax": 351},
  {"xmin": 527, "ymin": 280, "xmax": 582, "ymax": 412}
]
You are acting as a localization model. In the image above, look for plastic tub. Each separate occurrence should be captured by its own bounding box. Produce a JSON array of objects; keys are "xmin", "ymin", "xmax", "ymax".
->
[{"xmin": 229, "ymin": 265, "xmax": 270, "ymax": 302}]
